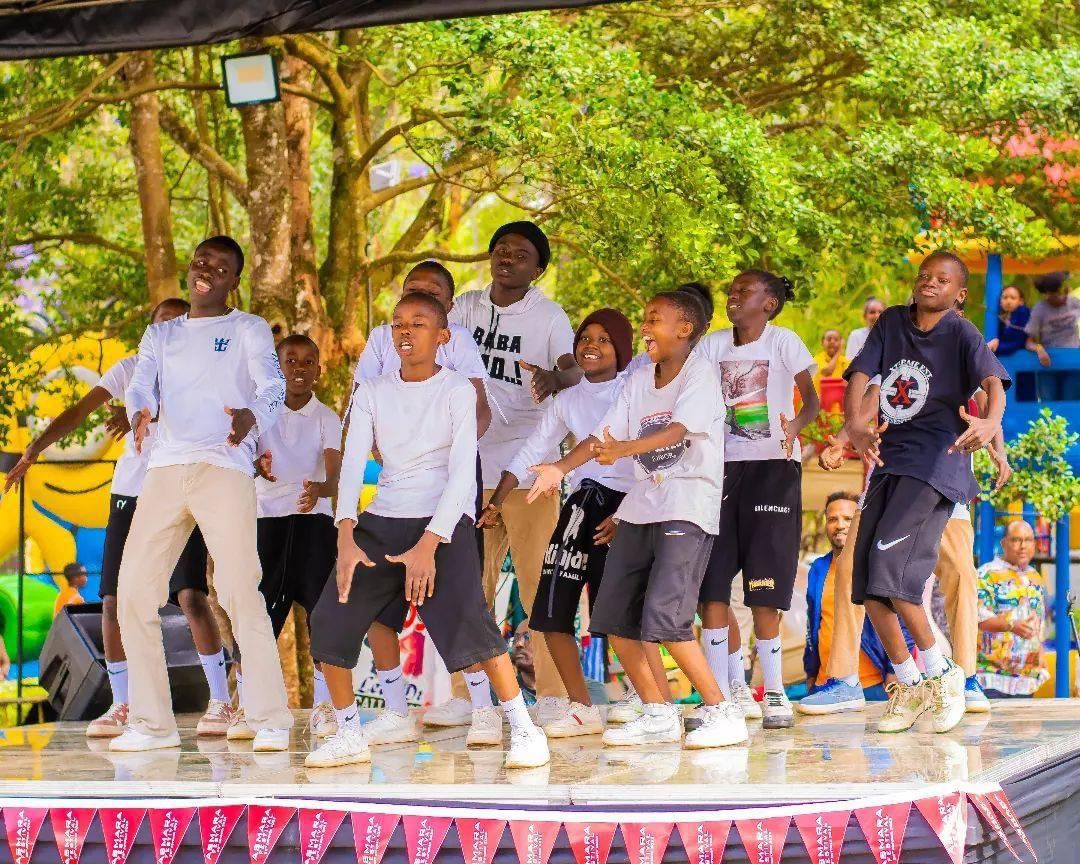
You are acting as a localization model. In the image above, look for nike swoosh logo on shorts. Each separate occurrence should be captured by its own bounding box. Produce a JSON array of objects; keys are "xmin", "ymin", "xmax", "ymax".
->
[{"xmin": 876, "ymin": 534, "xmax": 911, "ymax": 551}]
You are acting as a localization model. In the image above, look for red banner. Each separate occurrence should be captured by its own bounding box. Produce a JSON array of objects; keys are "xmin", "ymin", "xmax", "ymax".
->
[
  {"xmin": 855, "ymin": 803, "xmax": 909, "ymax": 864},
  {"xmin": 565, "ymin": 822, "xmax": 617, "ymax": 864},
  {"xmin": 620, "ymin": 822, "xmax": 672, "ymax": 864},
  {"xmin": 299, "ymin": 809, "xmax": 347, "ymax": 864},
  {"xmin": 403, "ymin": 815, "xmax": 453, "ymax": 864},
  {"xmin": 99, "ymin": 808, "xmax": 145, "ymax": 864},
  {"xmin": 736, "ymin": 816, "xmax": 790, "ymax": 864},
  {"xmin": 509, "ymin": 819, "xmax": 560, "ymax": 864},
  {"xmin": 149, "ymin": 807, "xmax": 196, "ymax": 864},
  {"xmin": 50, "ymin": 808, "xmax": 95, "ymax": 864},
  {"xmin": 247, "ymin": 806, "xmax": 295, "ymax": 864},
  {"xmin": 4, "ymin": 807, "xmax": 48, "ymax": 864},
  {"xmin": 970, "ymin": 793, "xmax": 1020, "ymax": 861},
  {"xmin": 455, "ymin": 818, "xmax": 506, "ymax": 864},
  {"xmin": 200, "ymin": 805, "xmax": 245, "ymax": 864},
  {"xmin": 794, "ymin": 811, "xmax": 849, "ymax": 864},
  {"xmin": 987, "ymin": 790, "xmax": 1037, "ymax": 863},
  {"xmin": 915, "ymin": 794, "xmax": 967, "ymax": 864},
  {"xmin": 351, "ymin": 813, "xmax": 400, "ymax": 864},
  {"xmin": 677, "ymin": 820, "xmax": 731, "ymax": 864}
]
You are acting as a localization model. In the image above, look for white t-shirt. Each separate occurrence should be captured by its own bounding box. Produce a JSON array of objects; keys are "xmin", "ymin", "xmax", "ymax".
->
[
  {"xmin": 255, "ymin": 395, "xmax": 342, "ymax": 518},
  {"xmin": 449, "ymin": 286, "xmax": 575, "ymax": 487},
  {"xmin": 596, "ymin": 352, "xmax": 726, "ymax": 534},
  {"xmin": 698, "ymin": 325, "xmax": 816, "ymax": 462},
  {"xmin": 98, "ymin": 356, "xmax": 150, "ymax": 498},
  {"xmin": 846, "ymin": 326, "xmax": 870, "ymax": 361},
  {"xmin": 506, "ymin": 377, "xmax": 634, "ymax": 494},
  {"xmin": 125, "ymin": 309, "xmax": 285, "ymax": 476},
  {"xmin": 353, "ymin": 322, "xmax": 487, "ymax": 383},
  {"xmin": 337, "ymin": 368, "xmax": 477, "ymax": 542}
]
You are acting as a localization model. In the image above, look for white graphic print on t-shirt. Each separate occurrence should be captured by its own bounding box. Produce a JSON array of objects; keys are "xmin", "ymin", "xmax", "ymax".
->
[
  {"xmin": 879, "ymin": 359, "xmax": 932, "ymax": 424},
  {"xmin": 719, "ymin": 359, "xmax": 771, "ymax": 441},
  {"xmin": 635, "ymin": 410, "xmax": 689, "ymax": 473}
]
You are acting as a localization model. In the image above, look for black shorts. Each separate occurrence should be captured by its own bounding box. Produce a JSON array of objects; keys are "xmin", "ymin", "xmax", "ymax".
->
[
  {"xmin": 309, "ymin": 513, "xmax": 505, "ymax": 673},
  {"xmin": 100, "ymin": 494, "xmax": 209, "ymax": 600},
  {"xmin": 699, "ymin": 459, "xmax": 801, "ymax": 610},
  {"xmin": 589, "ymin": 520, "xmax": 713, "ymax": 643},
  {"xmin": 852, "ymin": 473, "xmax": 953, "ymax": 607},
  {"xmin": 530, "ymin": 481, "xmax": 625, "ymax": 635},
  {"xmin": 256, "ymin": 513, "xmax": 336, "ymax": 637}
]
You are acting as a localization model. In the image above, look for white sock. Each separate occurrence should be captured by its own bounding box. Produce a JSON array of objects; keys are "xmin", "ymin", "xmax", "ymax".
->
[
  {"xmin": 334, "ymin": 700, "xmax": 360, "ymax": 731},
  {"xmin": 465, "ymin": 670, "xmax": 494, "ymax": 710},
  {"xmin": 728, "ymin": 647, "xmax": 745, "ymax": 686},
  {"xmin": 920, "ymin": 642, "xmax": 948, "ymax": 678},
  {"xmin": 105, "ymin": 660, "xmax": 129, "ymax": 705},
  {"xmin": 313, "ymin": 667, "xmax": 331, "ymax": 706},
  {"xmin": 840, "ymin": 674, "xmax": 861, "ymax": 688},
  {"xmin": 377, "ymin": 665, "xmax": 408, "ymax": 715},
  {"xmin": 643, "ymin": 702, "xmax": 672, "ymax": 717},
  {"xmin": 236, "ymin": 673, "xmax": 244, "ymax": 709},
  {"xmin": 702, "ymin": 628, "xmax": 731, "ymax": 699},
  {"xmin": 757, "ymin": 636, "xmax": 784, "ymax": 692},
  {"xmin": 199, "ymin": 649, "xmax": 229, "ymax": 703},
  {"xmin": 894, "ymin": 656, "xmax": 922, "ymax": 686},
  {"xmin": 501, "ymin": 693, "xmax": 533, "ymax": 731}
]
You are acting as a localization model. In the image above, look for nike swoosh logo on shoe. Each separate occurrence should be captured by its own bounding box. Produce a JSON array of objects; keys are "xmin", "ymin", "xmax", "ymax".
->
[{"xmin": 876, "ymin": 534, "xmax": 911, "ymax": 551}]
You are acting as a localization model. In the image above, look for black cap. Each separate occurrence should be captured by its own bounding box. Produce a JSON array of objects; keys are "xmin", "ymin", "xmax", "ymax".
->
[{"xmin": 488, "ymin": 221, "xmax": 551, "ymax": 270}]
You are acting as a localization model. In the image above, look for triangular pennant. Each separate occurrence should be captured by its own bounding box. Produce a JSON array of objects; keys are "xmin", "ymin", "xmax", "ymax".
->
[
  {"xmin": 50, "ymin": 808, "xmax": 96, "ymax": 864},
  {"xmin": 676, "ymin": 821, "xmax": 731, "ymax": 864},
  {"xmin": 99, "ymin": 808, "xmax": 146, "ymax": 864},
  {"xmin": 351, "ymin": 813, "xmax": 400, "ymax": 864},
  {"xmin": 149, "ymin": 807, "xmax": 197, "ymax": 864},
  {"xmin": 509, "ymin": 820, "xmax": 560, "ymax": 864},
  {"xmin": 456, "ymin": 819, "xmax": 506, "ymax": 864},
  {"xmin": 200, "ymin": 805, "xmax": 246, "ymax": 864},
  {"xmin": 4, "ymin": 807, "xmax": 48, "ymax": 864},
  {"xmin": 915, "ymin": 794, "xmax": 968, "ymax": 864},
  {"xmin": 403, "ymin": 815, "xmax": 453, "ymax": 864},
  {"xmin": 970, "ymin": 793, "xmax": 1020, "ymax": 862},
  {"xmin": 795, "ymin": 811, "xmax": 849, "ymax": 864},
  {"xmin": 855, "ymin": 803, "xmax": 910, "ymax": 864},
  {"xmin": 564, "ymin": 822, "xmax": 617, "ymax": 864},
  {"xmin": 736, "ymin": 816, "xmax": 790, "ymax": 864},
  {"xmin": 299, "ymin": 809, "xmax": 347, "ymax": 864},
  {"xmin": 987, "ymin": 790, "xmax": 1037, "ymax": 863},
  {"xmin": 248, "ymin": 806, "xmax": 295, "ymax": 864},
  {"xmin": 620, "ymin": 823, "xmax": 673, "ymax": 864}
]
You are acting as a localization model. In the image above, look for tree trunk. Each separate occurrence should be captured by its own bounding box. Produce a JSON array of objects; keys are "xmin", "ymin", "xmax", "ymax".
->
[{"xmin": 124, "ymin": 51, "xmax": 178, "ymax": 306}]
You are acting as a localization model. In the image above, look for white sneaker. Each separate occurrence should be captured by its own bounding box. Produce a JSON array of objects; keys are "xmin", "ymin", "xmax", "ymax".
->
[
  {"xmin": 304, "ymin": 727, "xmax": 371, "ymax": 768},
  {"xmin": 533, "ymin": 696, "xmax": 570, "ymax": 727},
  {"xmin": 685, "ymin": 702, "xmax": 749, "ymax": 749},
  {"xmin": 543, "ymin": 702, "xmax": 604, "ymax": 738},
  {"xmin": 606, "ymin": 691, "xmax": 644, "ymax": 724},
  {"xmin": 466, "ymin": 707, "xmax": 503, "ymax": 746},
  {"xmin": 225, "ymin": 707, "xmax": 256, "ymax": 741},
  {"xmin": 252, "ymin": 728, "xmax": 290, "ymax": 752},
  {"xmin": 109, "ymin": 729, "xmax": 181, "ymax": 752},
  {"xmin": 928, "ymin": 661, "xmax": 966, "ymax": 734},
  {"xmin": 877, "ymin": 680, "xmax": 929, "ymax": 733},
  {"xmin": 196, "ymin": 699, "xmax": 235, "ymax": 737},
  {"xmin": 308, "ymin": 702, "xmax": 338, "ymax": 739},
  {"xmin": 505, "ymin": 725, "xmax": 550, "ymax": 769},
  {"xmin": 361, "ymin": 710, "xmax": 420, "ymax": 745},
  {"xmin": 730, "ymin": 680, "xmax": 762, "ymax": 720},
  {"xmin": 761, "ymin": 690, "xmax": 794, "ymax": 729},
  {"xmin": 423, "ymin": 697, "xmax": 473, "ymax": 727},
  {"xmin": 602, "ymin": 705, "xmax": 682, "ymax": 747},
  {"xmin": 86, "ymin": 703, "xmax": 129, "ymax": 738}
]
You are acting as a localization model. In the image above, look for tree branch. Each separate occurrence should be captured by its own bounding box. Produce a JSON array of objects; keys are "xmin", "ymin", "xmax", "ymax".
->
[
  {"xmin": 356, "ymin": 109, "xmax": 468, "ymax": 174},
  {"xmin": 367, "ymin": 247, "xmax": 491, "ymax": 270},
  {"xmin": 158, "ymin": 103, "xmax": 249, "ymax": 206},
  {"xmin": 548, "ymin": 234, "xmax": 642, "ymax": 302},
  {"xmin": 12, "ymin": 232, "xmax": 142, "ymax": 262},
  {"xmin": 362, "ymin": 154, "xmax": 490, "ymax": 210}
]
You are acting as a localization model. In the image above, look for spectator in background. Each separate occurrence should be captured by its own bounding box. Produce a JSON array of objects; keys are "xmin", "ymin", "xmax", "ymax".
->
[
  {"xmin": 987, "ymin": 285, "xmax": 1030, "ymax": 356},
  {"xmin": 54, "ymin": 563, "xmax": 87, "ymax": 616},
  {"xmin": 977, "ymin": 520, "xmax": 1049, "ymax": 698},
  {"xmin": 844, "ymin": 297, "xmax": 885, "ymax": 360},
  {"xmin": 813, "ymin": 329, "xmax": 850, "ymax": 389},
  {"xmin": 1025, "ymin": 271, "xmax": 1080, "ymax": 401}
]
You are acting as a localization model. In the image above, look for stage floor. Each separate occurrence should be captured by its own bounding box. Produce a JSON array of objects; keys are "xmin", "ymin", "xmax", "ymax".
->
[{"xmin": 1, "ymin": 700, "xmax": 1077, "ymax": 805}]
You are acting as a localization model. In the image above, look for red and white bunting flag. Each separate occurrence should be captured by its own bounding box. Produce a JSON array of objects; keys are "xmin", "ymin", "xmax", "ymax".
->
[
  {"xmin": 915, "ymin": 794, "xmax": 968, "ymax": 864},
  {"xmin": 564, "ymin": 821, "xmax": 617, "ymax": 864},
  {"xmin": 199, "ymin": 804, "xmax": 245, "ymax": 864},
  {"xmin": 794, "ymin": 810, "xmax": 849, "ymax": 864},
  {"xmin": 3, "ymin": 807, "xmax": 48, "ymax": 864},
  {"xmin": 620, "ymin": 822, "xmax": 673, "ymax": 864},
  {"xmin": 508, "ymin": 819, "xmax": 560, "ymax": 864},
  {"xmin": 351, "ymin": 813, "xmax": 399, "ymax": 864},
  {"xmin": 99, "ymin": 808, "xmax": 146, "ymax": 864},
  {"xmin": 455, "ymin": 818, "xmax": 506, "ymax": 864},
  {"xmin": 149, "ymin": 807, "xmax": 196, "ymax": 864},
  {"xmin": 970, "ymin": 793, "xmax": 1020, "ymax": 862},
  {"xmin": 736, "ymin": 816, "xmax": 790, "ymax": 864},
  {"xmin": 676, "ymin": 820, "xmax": 731, "ymax": 864},
  {"xmin": 987, "ymin": 790, "xmax": 1038, "ymax": 863},
  {"xmin": 855, "ymin": 803, "xmax": 910, "ymax": 864},
  {"xmin": 50, "ymin": 808, "xmax": 96, "ymax": 864},
  {"xmin": 298, "ymin": 809, "xmax": 347, "ymax": 864},
  {"xmin": 403, "ymin": 815, "xmax": 453, "ymax": 864},
  {"xmin": 247, "ymin": 806, "xmax": 295, "ymax": 864}
]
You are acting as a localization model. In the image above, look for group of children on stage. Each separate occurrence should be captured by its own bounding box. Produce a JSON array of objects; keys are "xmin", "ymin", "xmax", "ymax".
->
[{"xmin": 5, "ymin": 220, "xmax": 1011, "ymax": 772}]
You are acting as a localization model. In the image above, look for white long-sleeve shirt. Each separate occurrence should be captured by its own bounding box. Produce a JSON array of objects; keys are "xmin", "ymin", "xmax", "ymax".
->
[
  {"xmin": 505, "ymin": 377, "xmax": 634, "ymax": 493},
  {"xmin": 353, "ymin": 323, "xmax": 487, "ymax": 382},
  {"xmin": 337, "ymin": 368, "xmax": 477, "ymax": 541},
  {"xmin": 125, "ymin": 309, "xmax": 286, "ymax": 476}
]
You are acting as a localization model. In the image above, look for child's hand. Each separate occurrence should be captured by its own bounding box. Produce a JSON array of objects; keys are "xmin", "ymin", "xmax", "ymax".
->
[
  {"xmin": 526, "ymin": 464, "xmax": 565, "ymax": 503},
  {"xmin": 1035, "ymin": 345, "xmax": 1052, "ymax": 367},
  {"xmin": 255, "ymin": 451, "xmax": 276, "ymax": 481},
  {"xmin": 336, "ymin": 524, "xmax": 374, "ymax": 603},
  {"xmin": 521, "ymin": 361, "xmax": 559, "ymax": 403},
  {"xmin": 987, "ymin": 338, "xmax": 1000, "ymax": 353},
  {"xmin": 843, "ymin": 418, "xmax": 887, "ymax": 467},
  {"xmin": 593, "ymin": 516, "xmax": 618, "ymax": 545},
  {"xmin": 949, "ymin": 407, "xmax": 999, "ymax": 455},
  {"xmin": 592, "ymin": 427, "xmax": 629, "ymax": 465},
  {"xmin": 476, "ymin": 503, "xmax": 502, "ymax": 529},
  {"xmin": 104, "ymin": 403, "xmax": 131, "ymax": 440},
  {"xmin": 224, "ymin": 406, "xmax": 257, "ymax": 446},
  {"xmin": 779, "ymin": 413, "xmax": 798, "ymax": 459},
  {"xmin": 988, "ymin": 447, "xmax": 1012, "ymax": 492},
  {"xmin": 386, "ymin": 533, "xmax": 439, "ymax": 606},
  {"xmin": 2, "ymin": 449, "xmax": 38, "ymax": 494},
  {"xmin": 818, "ymin": 435, "xmax": 846, "ymax": 471},
  {"xmin": 132, "ymin": 408, "xmax": 152, "ymax": 453},
  {"xmin": 297, "ymin": 479, "xmax": 324, "ymax": 512}
]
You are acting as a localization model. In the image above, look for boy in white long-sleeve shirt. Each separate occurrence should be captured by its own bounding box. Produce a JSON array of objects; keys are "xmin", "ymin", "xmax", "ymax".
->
[{"xmin": 111, "ymin": 236, "xmax": 293, "ymax": 753}]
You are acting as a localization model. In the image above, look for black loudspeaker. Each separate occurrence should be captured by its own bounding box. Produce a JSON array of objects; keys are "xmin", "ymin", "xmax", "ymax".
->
[{"xmin": 38, "ymin": 602, "xmax": 211, "ymax": 720}]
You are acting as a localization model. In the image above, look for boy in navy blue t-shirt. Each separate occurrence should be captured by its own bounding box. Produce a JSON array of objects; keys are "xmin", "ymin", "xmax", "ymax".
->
[{"xmin": 843, "ymin": 250, "xmax": 1010, "ymax": 735}]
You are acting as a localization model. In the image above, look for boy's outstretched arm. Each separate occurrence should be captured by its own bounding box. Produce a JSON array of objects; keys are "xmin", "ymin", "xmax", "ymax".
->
[{"xmin": 951, "ymin": 377, "xmax": 1006, "ymax": 455}]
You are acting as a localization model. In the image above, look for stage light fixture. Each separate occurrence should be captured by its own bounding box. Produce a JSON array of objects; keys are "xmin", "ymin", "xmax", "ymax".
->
[{"xmin": 221, "ymin": 52, "xmax": 280, "ymax": 107}]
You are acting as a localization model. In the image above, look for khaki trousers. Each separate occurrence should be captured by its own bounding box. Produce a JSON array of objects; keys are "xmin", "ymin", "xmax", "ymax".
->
[
  {"xmin": 451, "ymin": 488, "xmax": 566, "ymax": 701},
  {"xmin": 825, "ymin": 512, "xmax": 979, "ymax": 679},
  {"xmin": 118, "ymin": 464, "xmax": 292, "ymax": 736}
]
